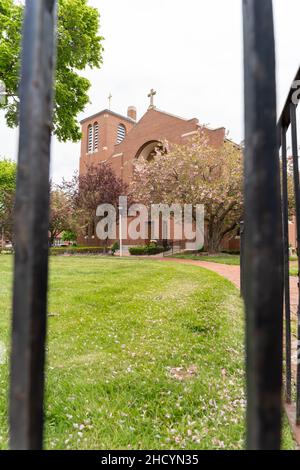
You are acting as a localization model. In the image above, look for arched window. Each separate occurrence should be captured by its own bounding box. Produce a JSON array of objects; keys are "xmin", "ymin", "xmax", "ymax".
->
[
  {"xmin": 93, "ymin": 122, "xmax": 99, "ymax": 151},
  {"xmin": 116, "ymin": 124, "xmax": 126, "ymax": 144},
  {"xmin": 87, "ymin": 124, "xmax": 93, "ymax": 153}
]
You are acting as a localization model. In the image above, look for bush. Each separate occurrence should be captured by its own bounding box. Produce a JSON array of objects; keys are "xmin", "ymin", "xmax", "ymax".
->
[
  {"xmin": 111, "ymin": 241, "xmax": 120, "ymax": 256},
  {"xmin": 221, "ymin": 250, "xmax": 240, "ymax": 255},
  {"xmin": 0, "ymin": 246, "xmax": 108, "ymax": 256},
  {"xmin": 50, "ymin": 246, "xmax": 107, "ymax": 256},
  {"xmin": 0, "ymin": 248, "xmax": 14, "ymax": 255},
  {"xmin": 61, "ymin": 230, "xmax": 77, "ymax": 243},
  {"xmin": 129, "ymin": 245, "xmax": 167, "ymax": 256}
]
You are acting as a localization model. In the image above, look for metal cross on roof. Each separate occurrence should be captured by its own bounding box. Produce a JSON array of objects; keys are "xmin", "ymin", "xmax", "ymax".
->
[
  {"xmin": 148, "ymin": 88, "xmax": 157, "ymax": 109},
  {"xmin": 108, "ymin": 93, "xmax": 112, "ymax": 110}
]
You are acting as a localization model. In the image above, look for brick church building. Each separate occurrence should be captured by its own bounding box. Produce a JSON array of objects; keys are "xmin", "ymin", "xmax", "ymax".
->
[
  {"xmin": 79, "ymin": 92, "xmax": 238, "ymax": 251},
  {"xmin": 78, "ymin": 91, "xmax": 243, "ymax": 251},
  {"xmin": 80, "ymin": 94, "xmax": 226, "ymax": 184},
  {"xmin": 79, "ymin": 92, "xmax": 298, "ymax": 252}
]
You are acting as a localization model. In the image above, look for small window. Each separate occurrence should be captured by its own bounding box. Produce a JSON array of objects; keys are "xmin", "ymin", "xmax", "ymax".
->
[
  {"xmin": 93, "ymin": 122, "xmax": 99, "ymax": 150},
  {"xmin": 116, "ymin": 124, "xmax": 126, "ymax": 144},
  {"xmin": 87, "ymin": 125, "xmax": 93, "ymax": 153}
]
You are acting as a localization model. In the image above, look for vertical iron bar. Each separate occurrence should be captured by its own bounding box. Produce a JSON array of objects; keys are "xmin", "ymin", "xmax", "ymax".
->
[
  {"xmin": 10, "ymin": 0, "xmax": 57, "ymax": 450},
  {"xmin": 243, "ymin": 0, "xmax": 284, "ymax": 450},
  {"xmin": 290, "ymin": 103, "xmax": 300, "ymax": 424},
  {"xmin": 281, "ymin": 127, "xmax": 292, "ymax": 404}
]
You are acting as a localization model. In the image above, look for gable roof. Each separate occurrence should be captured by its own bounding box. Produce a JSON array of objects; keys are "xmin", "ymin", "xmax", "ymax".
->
[
  {"xmin": 148, "ymin": 108, "xmax": 196, "ymax": 122},
  {"xmin": 80, "ymin": 109, "xmax": 136, "ymax": 125}
]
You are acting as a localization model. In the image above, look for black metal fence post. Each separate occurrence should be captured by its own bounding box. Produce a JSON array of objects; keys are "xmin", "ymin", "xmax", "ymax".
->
[
  {"xmin": 9, "ymin": 0, "xmax": 57, "ymax": 450},
  {"xmin": 281, "ymin": 127, "xmax": 292, "ymax": 404},
  {"xmin": 290, "ymin": 103, "xmax": 300, "ymax": 425},
  {"xmin": 243, "ymin": 0, "xmax": 284, "ymax": 449}
]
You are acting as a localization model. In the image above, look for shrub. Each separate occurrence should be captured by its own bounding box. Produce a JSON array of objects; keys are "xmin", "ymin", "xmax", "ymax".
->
[
  {"xmin": 111, "ymin": 241, "xmax": 120, "ymax": 256},
  {"xmin": 0, "ymin": 246, "xmax": 108, "ymax": 256},
  {"xmin": 129, "ymin": 245, "xmax": 167, "ymax": 256},
  {"xmin": 0, "ymin": 248, "xmax": 14, "ymax": 255},
  {"xmin": 147, "ymin": 245, "xmax": 167, "ymax": 255},
  {"xmin": 61, "ymin": 230, "xmax": 77, "ymax": 243},
  {"xmin": 50, "ymin": 246, "xmax": 106, "ymax": 256}
]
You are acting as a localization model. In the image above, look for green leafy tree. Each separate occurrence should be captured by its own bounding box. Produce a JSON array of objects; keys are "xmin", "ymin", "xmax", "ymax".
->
[
  {"xmin": 0, "ymin": 158, "xmax": 16, "ymax": 246},
  {"xmin": 49, "ymin": 188, "xmax": 76, "ymax": 245},
  {"xmin": 0, "ymin": 0, "xmax": 104, "ymax": 142},
  {"xmin": 61, "ymin": 230, "xmax": 77, "ymax": 244}
]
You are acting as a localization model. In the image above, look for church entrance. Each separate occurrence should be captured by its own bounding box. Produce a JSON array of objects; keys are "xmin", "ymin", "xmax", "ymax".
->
[{"xmin": 135, "ymin": 140, "xmax": 165, "ymax": 161}]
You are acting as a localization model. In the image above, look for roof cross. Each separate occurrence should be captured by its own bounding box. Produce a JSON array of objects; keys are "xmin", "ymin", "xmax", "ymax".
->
[
  {"xmin": 108, "ymin": 93, "xmax": 112, "ymax": 110},
  {"xmin": 148, "ymin": 88, "xmax": 157, "ymax": 109}
]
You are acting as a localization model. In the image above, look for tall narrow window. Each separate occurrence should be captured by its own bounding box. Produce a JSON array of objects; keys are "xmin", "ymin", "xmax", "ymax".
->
[
  {"xmin": 93, "ymin": 122, "xmax": 99, "ymax": 151},
  {"xmin": 116, "ymin": 124, "xmax": 126, "ymax": 144},
  {"xmin": 87, "ymin": 124, "xmax": 93, "ymax": 153}
]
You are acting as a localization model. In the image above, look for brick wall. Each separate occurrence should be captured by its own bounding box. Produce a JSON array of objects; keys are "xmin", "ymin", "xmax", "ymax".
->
[
  {"xmin": 80, "ymin": 109, "xmax": 135, "ymax": 176},
  {"xmin": 80, "ymin": 107, "xmax": 226, "ymax": 183}
]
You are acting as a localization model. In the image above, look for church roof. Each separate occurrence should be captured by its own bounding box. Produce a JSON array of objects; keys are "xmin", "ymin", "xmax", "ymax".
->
[
  {"xmin": 149, "ymin": 108, "xmax": 194, "ymax": 122},
  {"xmin": 140, "ymin": 108, "xmax": 226, "ymax": 133},
  {"xmin": 80, "ymin": 106, "xmax": 228, "ymax": 144},
  {"xmin": 80, "ymin": 109, "xmax": 136, "ymax": 125}
]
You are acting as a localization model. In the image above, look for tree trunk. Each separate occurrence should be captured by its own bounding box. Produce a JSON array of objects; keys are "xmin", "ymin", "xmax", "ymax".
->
[
  {"xmin": 207, "ymin": 237, "xmax": 222, "ymax": 254},
  {"xmin": 206, "ymin": 216, "xmax": 239, "ymax": 254},
  {"xmin": 49, "ymin": 232, "xmax": 56, "ymax": 247},
  {"xmin": 1, "ymin": 226, "xmax": 5, "ymax": 249},
  {"xmin": 206, "ymin": 221, "xmax": 223, "ymax": 254}
]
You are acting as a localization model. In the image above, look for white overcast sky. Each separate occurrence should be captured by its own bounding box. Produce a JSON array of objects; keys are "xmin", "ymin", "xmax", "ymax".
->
[{"xmin": 0, "ymin": 0, "xmax": 299, "ymax": 182}]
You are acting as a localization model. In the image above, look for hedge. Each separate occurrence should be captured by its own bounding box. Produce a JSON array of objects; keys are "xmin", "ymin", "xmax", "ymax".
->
[
  {"xmin": 1, "ymin": 245, "xmax": 169, "ymax": 256},
  {"xmin": 0, "ymin": 248, "xmax": 13, "ymax": 254},
  {"xmin": 50, "ymin": 246, "xmax": 107, "ymax": 256},
  {"xmin": 129, "ymin": 245, "xmax": 167, "ymax": 256},
  {"xmin": 0, "ymin": 246, "xmax": 109, "ymax": 256}
]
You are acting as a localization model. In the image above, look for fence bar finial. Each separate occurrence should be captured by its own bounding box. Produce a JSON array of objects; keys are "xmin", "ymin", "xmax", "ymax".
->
[
  {"xmin": 243, "ymin": 0, "xmax": 283, "ymax": 449},
  {"xmin": 9, "ymin": 0, "xmax": 57, "ymax": 450}
]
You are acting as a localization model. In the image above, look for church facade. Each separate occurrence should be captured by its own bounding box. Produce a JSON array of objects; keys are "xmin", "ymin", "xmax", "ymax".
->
[
  {"xmin": 79, "ymin": 96, "xmax": 239, "ymax": 251},
  {"xmin": 80, "ymin": 105, "xmax": 226, "ymax": 183}
]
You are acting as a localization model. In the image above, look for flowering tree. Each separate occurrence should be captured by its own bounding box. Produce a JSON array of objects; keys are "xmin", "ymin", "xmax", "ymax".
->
[
  {"xmin": 49, "ymin": 188, "xmax": 75, "ymax": 245},
  {"xmin": 62, "ymin": 163, "xmax": 127, "ymax": 243},
  {"xmin": 0, "ymin": 159, "xmax": 16, "ymax": 247},
  {"xmin": 131, "ymin": 132, "xmax": 243, "ymax": 253}
]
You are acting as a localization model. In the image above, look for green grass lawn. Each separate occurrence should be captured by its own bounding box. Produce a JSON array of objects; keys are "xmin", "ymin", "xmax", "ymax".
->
[
  {"xmin": 290, "ymin": 263, "xmax": 298, "ymax": 277},
  {"xmin": 170, "ymin": 254, "xmax": 240, "ymax": 265},
  {"xmin": 0, "ymin": 256, "xmax": 294, "ymax": 450}
]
